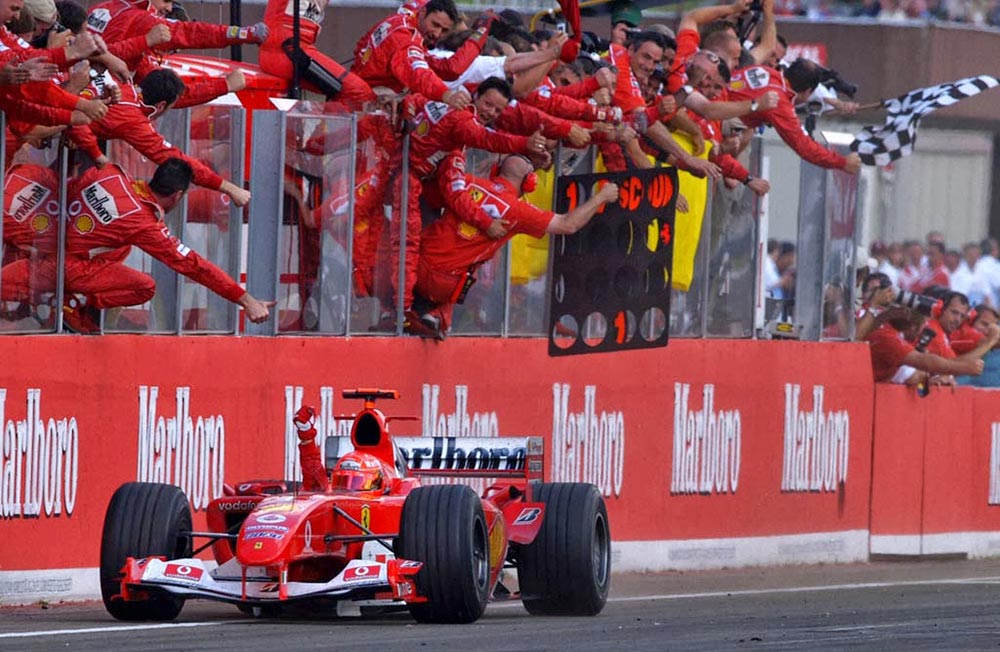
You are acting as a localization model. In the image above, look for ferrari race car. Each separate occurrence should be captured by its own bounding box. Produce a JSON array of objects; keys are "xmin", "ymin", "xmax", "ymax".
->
[{"xmin": 100, "ymin": 389, "xmax": 611, "ymax": 623}]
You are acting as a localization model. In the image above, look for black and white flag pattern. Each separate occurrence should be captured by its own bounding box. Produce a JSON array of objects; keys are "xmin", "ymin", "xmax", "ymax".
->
[{"xmin": 850, "ymin": 75, "xmax": 999, "ymax": 167}]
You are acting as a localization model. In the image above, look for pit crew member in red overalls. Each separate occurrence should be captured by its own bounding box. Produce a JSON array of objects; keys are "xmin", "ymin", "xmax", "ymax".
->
[
  {"xmin": 728, "ymin": 58, "xmax": 862, "ymax": 173},
  {"xmin": 72, "ymin": 68, "xmax": 252, "ymax": 207},
  {"xmin": 258, "ymin": 0, "xmax": 373, "ymax": 107},
  {"xmin": 413, "ymin": 154, "xmax": 619, "ymax": 337},
  {"xmin": 390, "ymin": 77, "xmax": 546, "ymax": 324},
  {"xmin": 10, "ymin": 159, "xmax": 271, "ymax": 331}
]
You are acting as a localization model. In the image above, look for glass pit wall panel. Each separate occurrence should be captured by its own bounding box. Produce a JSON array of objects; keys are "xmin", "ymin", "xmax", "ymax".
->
[
  {"xmin": 277, "ymin": 110, "xmax": 356, "ymax": 334},
  {"xmin": 0, "ymin": 143, "xmax": 68, "ymax": 334},
  {"xmin": 101, "ymin": 106, "xmax": 246, "ymax": 334}
]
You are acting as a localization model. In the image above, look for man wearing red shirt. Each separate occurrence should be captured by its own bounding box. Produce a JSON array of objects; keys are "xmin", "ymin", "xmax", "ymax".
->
[
  {"xmin": 390, "ymin": 77, "xmax": 546, "ymax": 323},
  {"xmin": 911, "ymin": 241, "xmax": 950, "ymax": 293},
  {"xmin": 73, "ymin": 69, "xmax": 251, "ymax": 207},
  {"xmin": 351, "ymin": 0, "xmax": 471, "ymax": 110},
  {"xmin": 729, "ymin": 58, "xmax": 862, "ymax": 173},
  {"xmin": 87, "ymin": 0, "xmax": 266, "ymax": 90},
  {"xmin": 866, "ymin": 309, "xmax": 984, "ymax": 383},
  {"xmin": 601, "ymin": 31, "xmax": 720, "ymax": 177},
  {"xmin": 3, "ymin": 159, "xmax": 272, "ymax": 332},
  {"xmin": 258, "ymin": 0, "xmax": 373, "ymax": 107},
  {"xmin": 414, "ymin": 154, "xmax": 620, "ymax": 337}
]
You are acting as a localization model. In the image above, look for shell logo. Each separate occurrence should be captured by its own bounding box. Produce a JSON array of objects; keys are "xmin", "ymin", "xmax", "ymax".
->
[
  {"xmin": 31, "ymin": 214, "xmax": 50, "ymax": 233},
  {"xmin": 488, "ymin": 519, "xmax": 505, "ymax": 568},
  {"xmin": 75, "ymin": 214, "xmax": 95, "ymax": 234},
  {"xmin": 132, "ymin": 181, "xmax": 152, "ymax": 199},
  {"xmin": 458, "ymin": 221, "xmax": 478, "ymax": 239}
]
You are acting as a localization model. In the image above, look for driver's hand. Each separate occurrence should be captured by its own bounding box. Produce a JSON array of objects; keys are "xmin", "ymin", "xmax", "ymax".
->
[{"xmin": 294, "ymin": 405, "xmax": 317, "ymax": 441}]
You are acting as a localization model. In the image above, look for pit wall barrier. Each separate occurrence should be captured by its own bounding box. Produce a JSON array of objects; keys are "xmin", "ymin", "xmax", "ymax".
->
[{"xmin": 0, "ymin": 336, "xmax": 996, "ymax": 605}]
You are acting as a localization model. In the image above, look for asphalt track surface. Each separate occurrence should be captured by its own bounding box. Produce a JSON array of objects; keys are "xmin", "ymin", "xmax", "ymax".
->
[{"xmin": 4, "ymin": 561, "xmax": 1000, "ymax": 651}]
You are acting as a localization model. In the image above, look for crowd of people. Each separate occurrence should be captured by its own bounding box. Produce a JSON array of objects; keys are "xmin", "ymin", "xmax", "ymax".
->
[
  {"xmin": 775, "ymin": 0, "xmax": 1000, "ymax": 26},
  {"xmin": 0, "ymin": 0, "xmax": 872, "ymax": 337},
  {"xmin": 855, "ymin": 230, "xmax": 1000, "ymax": 388}
]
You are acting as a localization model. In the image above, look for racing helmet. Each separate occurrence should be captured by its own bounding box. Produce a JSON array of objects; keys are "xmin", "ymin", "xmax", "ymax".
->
[{"xmin": 330, "ymin": 451, "xmax": 384, "ymax": 491}]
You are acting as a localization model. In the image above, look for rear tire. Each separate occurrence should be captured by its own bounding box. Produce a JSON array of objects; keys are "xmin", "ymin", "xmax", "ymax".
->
[
  {"xmin": 100, "ymin": 482, "xmax": 192, "ymax": 621},
  {"xmin": 516, "ymin": 482, "xmax": 611, "ymax": 616},
  {"xmin": 398, "ymin": 485, "xmax": 490, "ymax": 623}
]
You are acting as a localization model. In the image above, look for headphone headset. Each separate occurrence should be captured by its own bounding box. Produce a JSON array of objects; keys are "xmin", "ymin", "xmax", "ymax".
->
[{"xmin": 492, "ymin": 155, "xmax": 538, "ymax": 195}]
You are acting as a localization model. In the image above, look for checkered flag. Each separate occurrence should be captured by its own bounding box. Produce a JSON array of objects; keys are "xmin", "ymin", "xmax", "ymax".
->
[{"xmin": 851, "ymin": 75, "xmax": 1000, "ymax": 166}]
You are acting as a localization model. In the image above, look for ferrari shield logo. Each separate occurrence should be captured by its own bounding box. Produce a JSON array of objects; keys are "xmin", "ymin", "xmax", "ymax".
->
[{"xmin": 361, "ymin": 505, "xmax": 371, "ymax": 530}]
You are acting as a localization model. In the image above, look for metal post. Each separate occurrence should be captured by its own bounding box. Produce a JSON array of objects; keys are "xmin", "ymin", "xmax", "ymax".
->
[
  {"xmin": 229, "ymin": 0, "xmax": 242, "ymax": 62},
  {"xmin": 229, "ymin": 107, "xmax": 247, "ymax": 334},
  {"xmin": 288, "ymin": 0, "xmax": 301, "ymax": 99},
  {"xmin": 344, "ymin": 113, "xmax": 357, "ymax": 333},
  {"xmin": 54, "ymin": 146, "xmax": 69, "ymax": 332},
  {"xmin": 173, "ymin": 107, "xmax": 192, "ymax": 334},
  {"xmin": 246, "ymin": 110, "xmax": 287, "ymax": 336},
  {"xmin": 395, "ymin": 134, "xmax": 410, "ymax": 336}
]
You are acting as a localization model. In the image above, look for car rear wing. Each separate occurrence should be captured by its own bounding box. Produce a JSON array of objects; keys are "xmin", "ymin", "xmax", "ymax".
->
[{"xmin": 324, "ymin": 436, "xmax": 544, "ymax": 482}]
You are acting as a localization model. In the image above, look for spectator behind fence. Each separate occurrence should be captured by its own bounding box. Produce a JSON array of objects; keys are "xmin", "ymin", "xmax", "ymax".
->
[{"xmin": 957, "ymin": 306, "xmax": 1000, "ymax": 387}]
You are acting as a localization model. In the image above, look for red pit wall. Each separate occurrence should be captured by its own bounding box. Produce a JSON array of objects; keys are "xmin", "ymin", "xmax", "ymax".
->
[{"xmin": 0, "ymin": 336, "xmax": 885, "ymax": 600}]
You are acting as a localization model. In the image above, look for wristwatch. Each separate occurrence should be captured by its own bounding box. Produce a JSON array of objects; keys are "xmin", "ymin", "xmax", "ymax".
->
[
  {"xmin": 750, "ymin": 99, "xmax": 760, "ymax": 112},
  {"xmin": 743, "ymin": 175, "xmax": 754, "ymax": 185},
  {"xmin": 681, "ymin": 84, "xmax": 694, "ymax": 96}
]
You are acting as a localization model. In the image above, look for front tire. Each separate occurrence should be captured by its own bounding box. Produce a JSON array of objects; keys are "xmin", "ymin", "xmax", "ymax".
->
[
  {"xmin": 516, "ymin": 482, "xmax": 611, "ymax": 616},
  {"xmin": 100, "ymin": 482, "xmax": 192, "ymax": 621},
  {"xmin": 398, "ymin": 485, "xmax": 490, "ymax": 623}
]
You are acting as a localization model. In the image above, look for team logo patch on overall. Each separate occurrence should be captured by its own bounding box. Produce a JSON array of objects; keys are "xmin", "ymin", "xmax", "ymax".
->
[
  {"xmin": 6, "ymin": 174, "xmax": 51, "ymax": 225},
  {"xmin": 81, "ymin": 176, "xmax": 142, "ymax": 226}
]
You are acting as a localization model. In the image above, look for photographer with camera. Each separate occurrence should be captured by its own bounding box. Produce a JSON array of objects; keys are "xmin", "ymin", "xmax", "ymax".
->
[{"xmin": 859, "ymin": 273, "xmax": 996, "ymax": 384}]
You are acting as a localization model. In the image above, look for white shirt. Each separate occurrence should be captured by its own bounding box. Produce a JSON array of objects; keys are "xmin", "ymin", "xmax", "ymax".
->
[{"xmin": 428, "ymin": 49, "xmax": 507, "ymax": 90}]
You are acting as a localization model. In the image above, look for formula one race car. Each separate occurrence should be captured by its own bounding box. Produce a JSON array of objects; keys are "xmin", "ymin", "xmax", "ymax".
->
[{"xmin": 100, "ymin": 389, "xmax": 611, "ymax": 623}]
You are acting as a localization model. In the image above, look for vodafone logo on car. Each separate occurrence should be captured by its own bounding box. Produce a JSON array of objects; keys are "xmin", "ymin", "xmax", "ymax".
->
[
  {"xmin": 342, "ymin": 564, "xmax": 380, "ymax": 582},
  {"xmin": 163, "ymin": 563, "xmax": 204, "ymax": 582}
]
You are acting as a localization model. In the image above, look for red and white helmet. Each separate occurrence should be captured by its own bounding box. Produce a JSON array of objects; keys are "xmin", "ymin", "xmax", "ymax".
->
[{"xmin": 331, "ymin": 451, "xmax": 385, "ymax": 492}]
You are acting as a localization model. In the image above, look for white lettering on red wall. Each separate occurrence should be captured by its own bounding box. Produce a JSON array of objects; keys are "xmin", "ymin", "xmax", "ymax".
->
[
  {"xmin": 420, "ymin": 384, "xmax": 499, "ymax": 493},
  {"xmin": 137, "ymin": 386, "xmax": 225, "ymax": 511},
  {"xmin": 422, "ymin": 384, "xmax": 498, "ymax": 439},
  {"xmin": 781, "ymin": 384, "xmax": 849, "ymax": 492},
  {"xmin": 552, "ymin": 384, "xmax": 624, "ymax": 498},
  {"xmin": 989, "ymin": 423, "xmax": 1000, "ymax": 505},
  {"xmin": 671, "ymin": 383, "xmax": 741, "ymax": 495},
  {"xmin": 283, "ymin": 386, "xmax": 351, "ymax": 482},
  {"xmin": 0, "ymin": 389, "xmax": 79, "ymax": 518}
]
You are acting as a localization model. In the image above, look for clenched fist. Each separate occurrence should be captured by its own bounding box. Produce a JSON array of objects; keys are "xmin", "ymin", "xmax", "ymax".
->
[{"xmin": 294, "ymin": 405, "xmax": 317, "ymax": 442}]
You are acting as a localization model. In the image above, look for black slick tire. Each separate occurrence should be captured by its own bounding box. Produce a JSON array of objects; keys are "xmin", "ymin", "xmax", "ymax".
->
[
  {"xmin": 100, "ymin": 482, "xmax": 192, "ymax": 621},
  {"xmin": 516, "ymin": 482, "xmax": 611, "ymax": 616},
  {"xmin": 398, "ymin": 485, "xmax": 490, "ymax": 623}
]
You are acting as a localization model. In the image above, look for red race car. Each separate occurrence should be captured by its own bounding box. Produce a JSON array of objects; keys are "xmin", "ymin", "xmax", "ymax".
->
[{"xmin": 100, "ymin": 388, "xmax": 611, "ymax": 623}]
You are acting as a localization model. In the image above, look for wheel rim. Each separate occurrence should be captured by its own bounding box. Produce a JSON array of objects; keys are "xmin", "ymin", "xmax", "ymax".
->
[
  {"xmin": 472, "ymin": 516, "xmax": 489, "ymax": 590},
  {"xmin": 592, "ymin": 512, "xmax": 610, "ymax": 588}
]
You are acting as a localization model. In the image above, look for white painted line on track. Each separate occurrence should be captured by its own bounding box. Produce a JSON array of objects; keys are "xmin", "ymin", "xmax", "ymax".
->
[
  {"xmin": 491, "ymin": 575, "xmax": 1000, "ymax": 608},
  {"xmin": 7, "ymin": 575, "xmax": 1000, "ymax": 638},
  {"xmin": 0, "ymin": 621, "xmax": 242, "ymax": 639}
]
